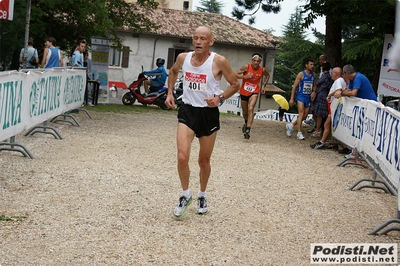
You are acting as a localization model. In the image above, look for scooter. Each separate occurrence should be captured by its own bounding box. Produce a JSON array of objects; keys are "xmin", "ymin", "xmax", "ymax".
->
[
  {"xmin": 122, "ymin": 71, "xmax": 170, "ymax": 109},
  {"xmin": 174, "ymin": 75, "xmax": 183, "ymax": 107}
]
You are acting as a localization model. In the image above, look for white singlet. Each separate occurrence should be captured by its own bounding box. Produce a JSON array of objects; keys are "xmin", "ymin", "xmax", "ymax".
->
[{"xmin": 182, "ymin": 52, "xmax": 221, "ymax": 107}]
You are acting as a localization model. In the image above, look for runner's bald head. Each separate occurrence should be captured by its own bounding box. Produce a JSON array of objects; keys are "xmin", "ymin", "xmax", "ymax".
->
[{"xmin": 194, "ymin": 26, "xmax": 214, "ymax": 39}]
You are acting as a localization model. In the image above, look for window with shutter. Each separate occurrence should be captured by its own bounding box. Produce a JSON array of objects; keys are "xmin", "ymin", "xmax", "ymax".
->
[
  {"xmin": 108, "ymin": 46, "xmax": 121, "ymax": 67},
  {"xmin": 167, "ymin": 48, "xmax": 187, "ymax": 69},
  {"xmin": 121, "ymin": 46, "xmax": 130, "ymax": 68}
]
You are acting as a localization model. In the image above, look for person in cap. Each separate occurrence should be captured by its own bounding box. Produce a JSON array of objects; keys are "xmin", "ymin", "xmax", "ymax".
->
[{"xmin": 236, "ymin": 53, "xmax": 270, "ymax": 139}]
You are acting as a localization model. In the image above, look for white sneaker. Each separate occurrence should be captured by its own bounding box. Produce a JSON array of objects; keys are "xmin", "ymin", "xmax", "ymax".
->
[
  {"xmin": 286, "ymin": 123, "xmax": 293, "ymax": 137},
  {"xmin": 296, "ymin": 132, "xmax": 305, "ymax": 140}
]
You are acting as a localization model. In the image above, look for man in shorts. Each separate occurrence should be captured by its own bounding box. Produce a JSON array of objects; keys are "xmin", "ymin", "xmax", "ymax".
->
[
  {"xmin": 286, "ymin": 58, "xmax": 317, "ymax": 140},
  {"xmin": 165, "ymin": 26, "xmax": 240, "ymax": 218},
  {"xmin": 237, "ymin": 53, "xmax": 270, "ymax": 139}
]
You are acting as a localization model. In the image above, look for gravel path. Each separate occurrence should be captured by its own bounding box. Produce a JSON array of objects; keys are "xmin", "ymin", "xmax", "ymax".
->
[{"xmin": 1, "ymin": 108, "xmax": 399, "ymax": 265}]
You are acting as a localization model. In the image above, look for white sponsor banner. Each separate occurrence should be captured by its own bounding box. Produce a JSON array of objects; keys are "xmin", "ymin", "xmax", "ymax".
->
[
  {"xmin": 254, "ymin": 109, "xmax": 312, "ymax": 122},
  {"xmin": 0, "ymin": 69, "xmax": 86, "ymax": 141},
  {"xmin": 377, "ymin": 34, "xmax": 400, "ymax": 97},
  {"xmin": 310, "ymin": 243, "xmax": 397, "ymax": 264},
  {"xmin": 219, "ymin": 93, "xmax": 242, "ymax": 114},
  {"xmin": 331, "ymin": 97, "xmax": 400, "ymax": 187}
]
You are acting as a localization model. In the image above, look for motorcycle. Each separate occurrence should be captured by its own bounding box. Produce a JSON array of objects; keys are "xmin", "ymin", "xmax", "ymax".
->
[
  {"xmin": 174, "ymin": 75, "xmax": 183, "ymax": 107},
  {"xmin": 122, "ymin": 70, "xmax": 170, "ymax": 109},
  {"xmin": 121, "ymin": 69, "xmax": 183, "ymax": 109}
]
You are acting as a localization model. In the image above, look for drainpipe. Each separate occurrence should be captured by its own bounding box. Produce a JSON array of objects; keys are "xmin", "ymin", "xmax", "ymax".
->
[
  {"xmin": 151, "ymin": 38, "xmax": 159, "ymax": 69},
  {"xmin": 257, "ymin": 49, "xmax": 269, "ymax": 112}
]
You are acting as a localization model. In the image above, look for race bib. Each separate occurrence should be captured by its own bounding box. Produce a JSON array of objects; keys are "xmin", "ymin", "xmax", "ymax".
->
[
  {"xmin": 244, "ymin": 82, "xmax": 256, "ymax": 93},
  {"xmin": 303, "ymin": 82, "xmax": 312, "ymax": 94},
  {"xmin": 184, "ymin": 72, "xmax": 208, "ymax": 93}
]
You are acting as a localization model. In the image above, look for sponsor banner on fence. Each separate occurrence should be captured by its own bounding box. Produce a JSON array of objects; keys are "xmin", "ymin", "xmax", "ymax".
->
[
  {"xmin": 219, "ymin": 93, "xmax": 312, "ymax": 122},
  {"xmin": 331, "ymin": 97, "xmax": 400, "ymax": 188},
  {"xmin": 254, "ymin": 109, "xmax": 312, "ymax": 122},
  {"xmin": 377, "ymin": 34, "xmax": 400, "ymax": 97},
  {"xmin": 0, "ymin": 69, "xmax": 86, "ymax": 141}
]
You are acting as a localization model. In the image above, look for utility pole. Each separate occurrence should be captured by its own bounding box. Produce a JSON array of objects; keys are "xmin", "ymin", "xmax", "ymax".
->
[{"xmin": 22, "ymin": 0, "xmax": 31, "ymax": 69}]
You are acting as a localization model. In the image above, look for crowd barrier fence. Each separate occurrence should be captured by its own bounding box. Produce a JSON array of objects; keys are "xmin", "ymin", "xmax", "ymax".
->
[{"xmin": 0, "ymin": 68, "xmax": 87, "ymax": 158}]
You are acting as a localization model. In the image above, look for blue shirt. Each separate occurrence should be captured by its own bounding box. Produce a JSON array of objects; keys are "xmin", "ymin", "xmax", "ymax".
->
[
  {"xmin": 71, "ymin": 50, "xmax": 83, "ymax": 67},
  {"xmin": 143, "ymin": 66, "xmax": 168, "ymax": 87},
  {"xmin": 297, "ymin": 70, "xmax": 315, "ymax": 96},
  {"xmin": 348, "ymin": 72, "xmax": 377, "ymax": 101},
  {"xmin": 45, "ymin": 47, "xmax": 60, "ymax": 68}
]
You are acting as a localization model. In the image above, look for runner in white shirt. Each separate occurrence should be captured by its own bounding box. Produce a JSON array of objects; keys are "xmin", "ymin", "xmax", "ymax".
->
[{"xmin": 165, "ymin": 26, "xmax": 239, "ymax": 218}]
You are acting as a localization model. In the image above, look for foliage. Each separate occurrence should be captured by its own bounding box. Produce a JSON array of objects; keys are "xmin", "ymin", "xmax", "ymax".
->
[
  {"xmin": 0, "ymin": 215, "xmax": 27, "ymax": 221},
  {"xmin": 232, "ymin": 0, "xmax": 283, "ymax": 24},
  {"xmin": 231, "ymin": 0, "xmax": 396, "ymax": 91},
  {"xmin": 281, "ymin": 7, "xmax": 307, "ymax": 40},
  {"xmin": 273, "ymin": 8, "xmax": 324, "ymax": 100},
  {"xmin": 0, "ymin": 0, "xmax": 159, "ymax": 70},
  {"xmin": 196, "ymin": 0, "xmax": 225, "ymax": 13}
]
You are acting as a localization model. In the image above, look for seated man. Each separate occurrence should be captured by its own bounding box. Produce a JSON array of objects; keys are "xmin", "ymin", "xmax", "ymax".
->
[{"xmin": 143, "ymin": 58, "xmax": 168, "ymax": 94}]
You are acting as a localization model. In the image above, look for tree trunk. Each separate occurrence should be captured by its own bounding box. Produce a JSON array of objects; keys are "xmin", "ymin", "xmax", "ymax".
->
[
  {"xmin": 325, "ymin": 16, "xmax": 341, "ymax": 67},
  {"xmin": 324, "ymin": 0, "xmax": 342, "ymax": 68}
]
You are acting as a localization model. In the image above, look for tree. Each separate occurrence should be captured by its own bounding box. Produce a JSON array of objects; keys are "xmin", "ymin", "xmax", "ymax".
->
[
  {"xmin": 0, "ymin": 0, "xmax": 159, "ymax": 70},
  {"xmin": 232, "ymin": 0, "xmax": 396, "ymax": 91},
  {"xmin": 196, "ymin": 0, "xmax": 225, "ymax": 13},
  {"xmin": 273, "ymin": 6, "xmax": 323, "ymax": 107},
  {"xmin": 232, "ymin": 0, "xmax": 282, "ymax": 25}
]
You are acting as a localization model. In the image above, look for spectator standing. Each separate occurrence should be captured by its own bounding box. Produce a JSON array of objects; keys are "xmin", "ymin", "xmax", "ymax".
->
[
  {"xmin": 286, "ymin": 58, "xmax": 317, "ymax": 140},
  {"xmin": 310, "ymin": 67, "xmax": 347, "ymax": 149},
  {"xmin": 164, "ymin": 26, "xmax": 240, "ymax": 218},
  {"xmin": 318, "ymin": 55, "xmax": 328, "ymax": 78},
  {"xmin": 41, "ymin": 37, "xmax": 63, "ymax": 68},
  {"xmin": 71, "ymin": 40, "xmax": 86, "ymax": 67},
  {"xmin": 334, "ymin": 64, "xmax": 377, "ymax": 101},
  {"xmin": 278, "ymin": 106, "xmax": 287, "ymax": 122},
  {"xmin": 310, "ymin": 61, "xmax": 331, "ymax": 137},
  {"xmin": 334, "ymin": 64, "xmax": 377, "ymax": 158},
  {"xmin": 83, "ymin": 51, "xmax": 92, "ymax": 77},
  {"xmin": 19, "ymin": 37, "xmax": 38, "ymax": 69},
  {"xmin": 236, "ymin": 53, "xmax": 270, "ymax": 139},
  {"xmin": 83, "ymin": 51, "xmax": 93, "ymax": 106}
]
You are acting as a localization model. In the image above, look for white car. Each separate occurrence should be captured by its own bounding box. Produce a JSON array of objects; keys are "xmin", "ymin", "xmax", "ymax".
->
[{"xmin": 386, "ymin": 99, "xmax": 399, "ymax": 109}]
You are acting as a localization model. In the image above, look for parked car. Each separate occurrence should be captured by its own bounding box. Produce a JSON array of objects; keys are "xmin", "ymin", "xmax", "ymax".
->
[{"xmin": 386, "ymin": 99, "xmax": 399, "ymax": 110}]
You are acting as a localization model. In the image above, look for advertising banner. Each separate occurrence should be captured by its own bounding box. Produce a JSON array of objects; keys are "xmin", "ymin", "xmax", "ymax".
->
[
  {"xmin": 377, "ymin": 34, "xmax": 400, "ymax": 97},
  {"xmin": 331, "ymin": 96, "xmax": 400, "ymax": 188},
  {"xmin": 0, "ymin": 69, "xmax": 86, "ymax": 141}
]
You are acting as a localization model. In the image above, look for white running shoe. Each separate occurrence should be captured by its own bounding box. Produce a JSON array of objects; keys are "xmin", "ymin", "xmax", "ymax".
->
[
  {"xmin": 173, "ymin": 195, "xmax": 192, "ymax": 218},
  {"xmin": 296, "ymin": 132, "xmax": 305, "ymax": 140},
  {"xmin": 195, "ymin": 197, "xmax": 209, "ymax": 215},
  {"xmin": 286, "ymin": 123, "xmax": 293, "ymax": 137}
]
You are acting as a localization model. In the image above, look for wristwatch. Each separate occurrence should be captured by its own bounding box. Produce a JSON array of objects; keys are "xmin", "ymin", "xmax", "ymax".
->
[{"xmin": 219, "ymin": 94, "xmax": 225, "ymax": 105}]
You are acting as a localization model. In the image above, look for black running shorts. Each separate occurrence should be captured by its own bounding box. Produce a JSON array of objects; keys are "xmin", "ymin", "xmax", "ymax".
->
[{"xmin": 178, "ymin": 104, "xmax": 220, "ymax": 138}]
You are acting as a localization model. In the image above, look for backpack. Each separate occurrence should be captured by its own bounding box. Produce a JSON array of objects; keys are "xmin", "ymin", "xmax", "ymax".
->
[{"xmin": 29, "ymin": 49, "xmax": 38, "ymax": 67}]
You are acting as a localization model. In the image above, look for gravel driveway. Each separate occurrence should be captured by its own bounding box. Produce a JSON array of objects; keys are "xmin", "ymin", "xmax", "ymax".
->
[{"xmin": 1, "ymin": 108, "xmax": 399, "ymax": 265}]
